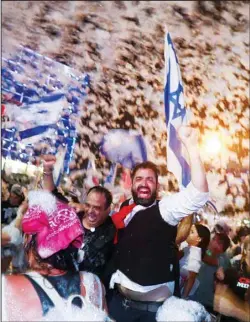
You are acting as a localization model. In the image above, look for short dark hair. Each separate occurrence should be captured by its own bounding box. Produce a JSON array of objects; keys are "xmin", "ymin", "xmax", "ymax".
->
[
  {"xmin": 215, "ymin": 233, "xmax": 231, "ymax": 252},
  {"xmin": 87, "ymin": 186, "xmax": 112, "ymax": 209},
  {"xmin": 131, "ymin": 161, "xmax": 159, "ymax": 183}
]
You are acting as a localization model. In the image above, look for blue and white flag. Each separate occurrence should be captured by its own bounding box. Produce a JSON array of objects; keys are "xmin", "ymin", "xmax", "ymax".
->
[
  {"xmin": 164, "ymin": 32, "xmax": 192, "ymax": 188},
  {"xmin": 100, "ymin": 129, "xmax": 147, "ymax": 169},
  {"xmin": 104, "ymin": 163, "xmax": 117, "ymax": 186}
]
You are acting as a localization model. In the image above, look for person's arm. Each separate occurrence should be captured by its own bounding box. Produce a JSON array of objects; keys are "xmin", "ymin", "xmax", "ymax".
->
[
  {"xmin": 215, "ymin": 266, "xmax": 225, "ymax": 282},
  {"xmin": 214, "ymin": 283, "xmax": 250, "ymax": 322},
  {"xmin": 68, "ymin": 202, "xmax": 86, "ymax": 213},
  {"xmin": 178, "ymin": 126, "xmax": 208, "ymax": 193},
  {"xmin": 159, "ymin": 126, "xmax": 209, "ymax": 225},
  {"xmin": 15, "ymin": 200, "xmax": 28, "ymax": 230},
  {"xmin": 176, "ymin": 214, "xmax": 193, "ymax": 245},
  {"xmin": 182, "ymin": 271, "xmax": 198, "ymax": 299},
  {"xmin": 33, "ymin": 155, "xmax": 56, "ymax": 191},
  {"xmin": 1, "ymin": 231, "xmax": 11, "ymax": 246}
]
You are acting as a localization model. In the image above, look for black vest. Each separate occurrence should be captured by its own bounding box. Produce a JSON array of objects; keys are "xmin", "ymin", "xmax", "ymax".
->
[{"xmin": 115, "ymin": 203, "xmax": 178, "ymax": 286}]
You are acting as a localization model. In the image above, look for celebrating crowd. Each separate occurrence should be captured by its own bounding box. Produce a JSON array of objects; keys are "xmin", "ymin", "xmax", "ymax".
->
[
  {"xmin": 2, "ymin": 1, "xmax": 249, "ymax": 214},
  {"xmin": 2, "ymin": 126, "xmax": 250, "ymax": 322},
  {"xmin": 2, "ymin": 1, "xmax": 250, "ymax": 321}
]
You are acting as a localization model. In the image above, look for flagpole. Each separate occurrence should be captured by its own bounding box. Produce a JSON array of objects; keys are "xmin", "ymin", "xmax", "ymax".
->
[{"xmin": 111, "ymin": 163, "xmax": 118, "ymax": 186}]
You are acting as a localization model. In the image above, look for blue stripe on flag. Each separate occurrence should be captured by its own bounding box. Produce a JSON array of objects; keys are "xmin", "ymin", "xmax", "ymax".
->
[
  {"xmin": 19, "ymin": 124, "xmax": 56, "ymax": 140},
  {"xmin": 169, "ymin": 124, "xmax": 191, "ymax": 187},
  {"xmin": 105, "ymin": 163, "xmax": 116, "ymax": 184}
]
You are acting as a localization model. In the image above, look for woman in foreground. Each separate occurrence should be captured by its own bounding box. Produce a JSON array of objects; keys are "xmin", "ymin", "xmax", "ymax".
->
[{"xmin": 2, "ymin": 190, "xmax": 112, "ymax": 322}]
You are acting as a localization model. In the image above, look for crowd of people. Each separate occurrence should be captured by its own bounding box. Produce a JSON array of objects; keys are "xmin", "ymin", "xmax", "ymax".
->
[
  {"xmin": 2, "ymin": 126, "xmax": 250, "ymax": 322},
  {"xmin": 2, "ymin": 1, "xmax": 249, "ymax": 215},
  {"xmin": 2, "ymin": 1, "xmax": 249, "ymax": 321}
]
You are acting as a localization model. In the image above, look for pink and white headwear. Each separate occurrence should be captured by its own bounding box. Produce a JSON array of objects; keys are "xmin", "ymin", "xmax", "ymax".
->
[{"xmin": 22, "ymin": 190, "xmax": 84, "ymax": 259}]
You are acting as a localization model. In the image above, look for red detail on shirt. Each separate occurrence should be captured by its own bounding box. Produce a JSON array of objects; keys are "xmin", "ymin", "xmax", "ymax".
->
[
  {"xmin": 111, "ymin": 203, "xmax": 136, "ymax": 229},
  {"xmin": 112, "ymin": 203, "xmax": 136, "ymax": 244}
]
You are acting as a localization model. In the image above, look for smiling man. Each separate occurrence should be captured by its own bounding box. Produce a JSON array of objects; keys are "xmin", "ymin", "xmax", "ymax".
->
[
  {"xmin": 39, "ymin": 154, "xmax": 116, "ymax": 284},
  {"xmin": 131, "ymin": 166, "xmax": 157, "ymax": 207},
  {"xmin": 107, "ymin": 126, "xmax": 210, "ymax": 322},
  {"xmin": 77, "ymin": 186, "xmax": 116, "ymax": 281}
]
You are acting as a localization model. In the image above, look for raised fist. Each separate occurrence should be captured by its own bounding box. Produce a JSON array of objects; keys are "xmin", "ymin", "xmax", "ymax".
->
[
  {"xmin": 33, "ymin": 154, "xmax": 56, "ymax": 169},
  {"xmin": 177, "ymin": 125, "xmax": 199, "ymax": 147}
]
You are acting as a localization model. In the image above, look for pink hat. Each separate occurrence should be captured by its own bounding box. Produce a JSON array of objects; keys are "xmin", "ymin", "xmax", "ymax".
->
[{"xmin": 22, "ymin": 190, "xmax": 84, "ymax": 259}]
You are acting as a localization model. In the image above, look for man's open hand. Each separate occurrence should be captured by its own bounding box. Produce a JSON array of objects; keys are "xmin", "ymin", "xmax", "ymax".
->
[{"xmin": 33, "ymin": 154, "xmax": 56, "ymax": 170}]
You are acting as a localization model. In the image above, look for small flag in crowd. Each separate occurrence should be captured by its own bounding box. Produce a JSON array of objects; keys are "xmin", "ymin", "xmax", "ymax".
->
[
  {"xmin": 1, "ymin": 45, "xmax": 90, "ymax": 180},
  {"xmin": 164, "ymin": 32, "xmax": 192, "ymax": 188},
  {"xmin": 104, "ymin": 163, "xmax": 117, "ymax": 186},
  {"xmin": 100, "ymin": 129, "xmax": 147, "ymax": 170},
  {"xmin": 85, "ymin": 159, "xmax": 100, "ymax": 187}
]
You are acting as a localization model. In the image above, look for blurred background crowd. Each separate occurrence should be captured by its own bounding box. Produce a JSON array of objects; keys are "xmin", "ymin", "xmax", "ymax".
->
[
  {"xmin": 1, "ymin": 2, "xmax": 250, "ymax": 321},
  {"xmin": 2, "ymin": 1, "xmax": 249, "ymax": 215}
]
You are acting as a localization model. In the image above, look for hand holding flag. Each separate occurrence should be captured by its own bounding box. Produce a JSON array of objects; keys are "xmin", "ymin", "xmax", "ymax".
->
[{"xmin": 177, "ymin": 126, "xmax": 199, "ymax": 150}]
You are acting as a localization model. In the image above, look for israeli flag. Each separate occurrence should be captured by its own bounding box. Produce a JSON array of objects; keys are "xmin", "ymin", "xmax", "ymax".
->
[
  {"xmin": 104, "ymin": 163, "xmax": 117, "ymax": 186},
  {"xmin": 164, "ymin": 32, "xmax": 192, "ymax": 188},
  {"xmin": 100, "ymin": 129, "xmax": 147, "ymax": 170}
]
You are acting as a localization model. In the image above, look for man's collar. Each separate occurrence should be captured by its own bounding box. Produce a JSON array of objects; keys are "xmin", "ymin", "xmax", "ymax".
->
[{"xmin": 129, "ymin": 198, "xmax": 157, "ymax": 208}]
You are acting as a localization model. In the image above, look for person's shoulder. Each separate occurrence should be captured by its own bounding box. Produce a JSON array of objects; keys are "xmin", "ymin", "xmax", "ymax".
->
[
  {"xmin": 2, "ymin": 273, "xmax": 43, "ymax": 320},
  {"xmin": 119, "ymin": 198, "xmax": 131, "ymax": 210},
  {"xmin": 189, "ymin": 245, "xmax": 202, "ymax": 259},
  {"xmin": 105, "ymin": 216, "xmax": 116, "ymax": 230},
  {"xmin": 2, "ymin": 274, "xmax": 32, "ymax": 296},
  {"xmin": 96, "ymin": 216, "xmax": 116, "ymax": 232},
  {"xmin": 2, "ymin": 200, "xmax": 13, "ymax": 208},
  {"xmin": 3, "ymin": 273, "xmax": 27, "ymax": 284}
]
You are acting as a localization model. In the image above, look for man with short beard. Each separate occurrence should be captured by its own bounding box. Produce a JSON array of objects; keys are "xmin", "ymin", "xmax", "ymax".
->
[{"xmin": 107, "ymin": 126, "xmax": 210, "ymax": 322}]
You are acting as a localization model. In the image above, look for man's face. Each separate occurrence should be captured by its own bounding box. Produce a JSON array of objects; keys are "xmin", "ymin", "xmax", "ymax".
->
[
  {"xmin": 83, "ymin": 191, "xmax": 109, "ymax": 228},
  {"xmin": 9, "ymin": 192, "xmax": 22, "ymax": 206},
  {"xmin": 209, "ymin": 235, "xmax": 224, "ymax": 254},
  {"xmin": 131, "ymin": 168, "xmax": 158, "ymax": 206}
]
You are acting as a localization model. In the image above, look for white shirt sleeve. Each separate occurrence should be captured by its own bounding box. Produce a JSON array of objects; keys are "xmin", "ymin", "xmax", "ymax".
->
[
  {"xmin": 186, "ymin": 246, "xmax": 202, "ymax": 273},
  {"xmin": 159, "ymin": 182, "xmax": 209, "ymax": 226},
  {"xmin": 180, "ymin": 241, "xmax": 189, "ymax": 251}
]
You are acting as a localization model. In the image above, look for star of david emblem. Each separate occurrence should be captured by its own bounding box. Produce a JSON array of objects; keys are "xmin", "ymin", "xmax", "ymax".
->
[{"xmin": 170, "ymin": 82, "xmax": 186, "ymax": 121}]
